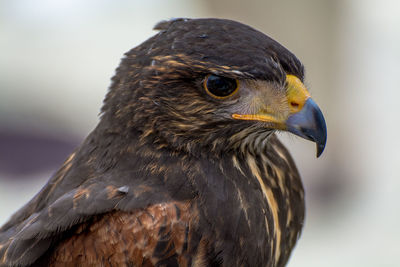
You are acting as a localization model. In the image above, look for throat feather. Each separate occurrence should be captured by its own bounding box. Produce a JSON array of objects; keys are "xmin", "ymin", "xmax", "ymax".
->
[{"xmin": 246, "ymin": 154, "xmax": 282, "ymax": 264}]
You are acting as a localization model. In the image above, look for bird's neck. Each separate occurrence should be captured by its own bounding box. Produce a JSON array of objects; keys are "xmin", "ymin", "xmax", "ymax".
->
[{"xmin": 84, "ymin": 123, "xmax": 304, "ymax": 266}]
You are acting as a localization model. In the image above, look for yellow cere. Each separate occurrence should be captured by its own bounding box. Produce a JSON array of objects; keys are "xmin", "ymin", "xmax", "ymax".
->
[{"xmin": 285, "ymin": 75, "xmax": 311, "ymax": 114}]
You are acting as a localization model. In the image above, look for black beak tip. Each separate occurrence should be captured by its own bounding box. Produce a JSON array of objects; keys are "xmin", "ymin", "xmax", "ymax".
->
[
  {"xmin": 314, "ymin": 104, "xmax": 327, "ymax": 158},
  {"xmin": 316, "ymin": 141, "xmax": 326, "ymax": 158}
]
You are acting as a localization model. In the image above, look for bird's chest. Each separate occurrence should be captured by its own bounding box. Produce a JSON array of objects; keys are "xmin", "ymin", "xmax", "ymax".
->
[{"xmin": 193, "ymin": 155, "xmax": 304, "ymax": 266}]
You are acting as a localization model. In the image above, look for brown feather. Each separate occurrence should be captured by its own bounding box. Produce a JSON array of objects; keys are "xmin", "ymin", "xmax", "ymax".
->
[{"xmin": 46, "ymin": 201, "xmax": 202, "ymax": 267}]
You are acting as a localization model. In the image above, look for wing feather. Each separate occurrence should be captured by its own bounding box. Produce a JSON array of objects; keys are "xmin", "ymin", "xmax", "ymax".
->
[{"xmin": 45, "ymin": 201, "xmax": 203, "ymax": 267}]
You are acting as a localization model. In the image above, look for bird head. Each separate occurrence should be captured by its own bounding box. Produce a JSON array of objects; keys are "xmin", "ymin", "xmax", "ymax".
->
[{"xmin": 101, "ymin": 18, "xmax": 326, "ymax": 157}]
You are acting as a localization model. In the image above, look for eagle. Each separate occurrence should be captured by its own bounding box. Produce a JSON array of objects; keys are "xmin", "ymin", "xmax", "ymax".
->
[{"xmin": 0, "ymin": 18, "xmax": 326, "ymax": 267}]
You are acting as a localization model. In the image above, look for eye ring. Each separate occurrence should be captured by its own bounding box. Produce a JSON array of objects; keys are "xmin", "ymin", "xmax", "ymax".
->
[{"xmin": 203, "ymin": 74, "xmax": 239, "ymax": 99}]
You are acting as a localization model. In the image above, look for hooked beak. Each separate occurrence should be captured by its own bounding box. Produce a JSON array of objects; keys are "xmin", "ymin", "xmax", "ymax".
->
[{"xmin": 286, "ymin": 98, "xmax": 327, "ymax": 157}]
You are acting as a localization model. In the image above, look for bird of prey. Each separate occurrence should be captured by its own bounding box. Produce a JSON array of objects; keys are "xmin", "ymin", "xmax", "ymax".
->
[{"xmin": 0, "ymin": 18, "xmax": 326, "ymax": 267}]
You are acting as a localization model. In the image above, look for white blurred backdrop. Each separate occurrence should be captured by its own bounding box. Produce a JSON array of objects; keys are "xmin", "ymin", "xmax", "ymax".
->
[{"xmin": 1, "ymin": 0, "xmax": 399, "ymax": 266}]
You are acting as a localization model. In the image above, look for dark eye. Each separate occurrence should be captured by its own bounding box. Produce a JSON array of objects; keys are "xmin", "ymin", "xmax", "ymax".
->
[{"xmin": 203, "ymin": 74, "xmax": 239, "ymax": 99}]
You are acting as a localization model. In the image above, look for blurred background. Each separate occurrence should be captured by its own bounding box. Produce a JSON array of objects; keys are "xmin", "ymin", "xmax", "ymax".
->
[{"xmin": 1, "ymin": 0, "xmax": 399, "ymax": 266}]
